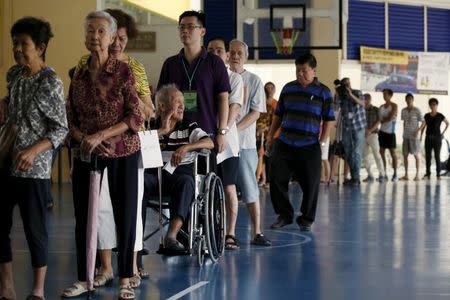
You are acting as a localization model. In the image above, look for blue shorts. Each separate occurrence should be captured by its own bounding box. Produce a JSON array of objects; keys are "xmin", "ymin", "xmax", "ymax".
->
[{"xmin": 237, "ymin": 149, "xmax": 259, "ymax": 204}]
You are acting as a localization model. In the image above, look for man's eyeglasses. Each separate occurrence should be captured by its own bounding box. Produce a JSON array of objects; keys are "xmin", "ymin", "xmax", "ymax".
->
[{"xmin": 178, "ymin": 24, "xmax": 203, "ymax": 31}]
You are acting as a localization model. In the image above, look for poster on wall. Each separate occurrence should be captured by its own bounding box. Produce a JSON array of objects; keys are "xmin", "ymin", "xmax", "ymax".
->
[{"xmin": 360, "ymin": 46, "xmax": 449, "ymax": 95}]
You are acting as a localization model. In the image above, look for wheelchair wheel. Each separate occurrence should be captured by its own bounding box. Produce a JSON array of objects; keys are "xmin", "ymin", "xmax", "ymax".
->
[{"xmin": 203, "ymin": 172, "xmax": 226, "ymax": 263}]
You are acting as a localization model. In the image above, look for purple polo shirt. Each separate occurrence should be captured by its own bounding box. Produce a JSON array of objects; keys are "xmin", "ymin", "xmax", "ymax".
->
[{"xmin": 157, "ymin": 47, "xmax": 231, "ymax": 135}]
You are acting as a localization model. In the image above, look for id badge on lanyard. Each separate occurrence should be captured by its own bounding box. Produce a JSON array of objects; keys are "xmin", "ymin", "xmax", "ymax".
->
[
  {"xmin": 183, "ymin": 90, "xmax": 198, "ymax": 112},
  {"xmin": 181, "ymin": 57, "xmax": 201, "ymax": 112}
]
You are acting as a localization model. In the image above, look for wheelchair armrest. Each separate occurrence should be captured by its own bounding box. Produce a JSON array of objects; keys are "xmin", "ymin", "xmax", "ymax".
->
[{"xmin": 196, "ymin": 149, "xmax": 211, "ymax": 158}]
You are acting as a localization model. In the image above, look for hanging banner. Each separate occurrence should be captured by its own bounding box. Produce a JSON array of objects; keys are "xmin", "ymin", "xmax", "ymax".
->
[{"xmin": 360, "ymin": 46, "xmax": 449, "ymax": 95}]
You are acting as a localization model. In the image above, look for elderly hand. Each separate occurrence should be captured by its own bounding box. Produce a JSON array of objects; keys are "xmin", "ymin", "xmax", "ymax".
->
[
  {"xmin": 0, "ymin": 100, "xmax": 8, "ymax": 124},
  {"xmin": 215, "ymin": 134, "xmax": 227, "ymax": 153},
  {"xmin": 14, "ymin": 147, "xmax": 38, "ymax": 172},
  {"xmin": 159, "ymin": 110, "xmax": 174, "ymax": 136},
  {"xmin": 81, "ymin": 131, "xmax": 105, "ymax": 157},
  {"xmin": 95, "ymin": 140, "xmax": 113, "ymax": 156},
  {"xmin": 171, "ymin": 145, "xmax": 189, "ymax": 167}
]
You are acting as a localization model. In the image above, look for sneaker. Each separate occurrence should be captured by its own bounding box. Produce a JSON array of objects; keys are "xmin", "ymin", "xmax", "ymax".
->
[
  {"xmin": 251, "ymin": 234, "xmax": 272, "ymax": 246},
  {"xmin": 270, "ymin": 216, "xmax": 293, "ymax": 229},
  {"xmin": 391, "ymin": 175, "xmax": 398, "ymax": 182},
  {"xmin": 296, "ymin": 216, "xmax": 312, "ymax": 232},
  {"xmin": 362, "ymin": 176, "xmax": 374, "ymax": 183}
]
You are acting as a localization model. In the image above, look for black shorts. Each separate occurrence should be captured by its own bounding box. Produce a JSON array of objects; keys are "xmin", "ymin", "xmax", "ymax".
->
[
  {"xmin": 378, "ymin": 131, "xmax": 396, "ymax": 149},
  {"xmin": 217, "ymin": 157, "xmax": 239, "ymax": 186}
]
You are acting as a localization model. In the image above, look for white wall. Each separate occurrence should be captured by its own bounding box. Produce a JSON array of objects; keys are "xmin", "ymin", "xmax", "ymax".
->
[
  {"xmin": 244, "ymin": 63, "xmax": 296, "ymax": 100},
  {"xmin": 128, "ymin": 24, "xmax": 180, "ymax": 90}
]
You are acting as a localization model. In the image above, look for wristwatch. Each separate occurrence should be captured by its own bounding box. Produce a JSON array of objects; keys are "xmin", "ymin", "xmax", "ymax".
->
[{"xmin": 218, "ymin": 126, "xmax": 229, "ymax": 135}]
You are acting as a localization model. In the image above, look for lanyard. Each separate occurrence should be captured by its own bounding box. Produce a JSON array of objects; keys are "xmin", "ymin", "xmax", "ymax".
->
[{"xmin": 181, "ymin": 57, "xmax": 202, "ymax": 90}]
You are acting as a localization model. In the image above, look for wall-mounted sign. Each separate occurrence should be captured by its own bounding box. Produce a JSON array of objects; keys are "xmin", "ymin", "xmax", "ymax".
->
[
  {"xmin": 361, "ymin": 46, "xmax": 449, "ymax": 95},
  {"xmin": 127, "ymin": 31, "xmax": 156, "ymax": 51}
]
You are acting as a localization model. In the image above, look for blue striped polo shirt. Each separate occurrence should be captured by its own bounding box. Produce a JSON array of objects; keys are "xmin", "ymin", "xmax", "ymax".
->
[{"xmin": 275, "ymin": 78, "xmax": 335, "ymax": 148}]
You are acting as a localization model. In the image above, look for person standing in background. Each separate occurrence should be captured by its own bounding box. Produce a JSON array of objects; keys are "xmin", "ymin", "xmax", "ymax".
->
[
  {"xmin": 379, "ymin": 88, "xmax": 398, "ymax": 182},
  {"xmin": 400, "ymin": 93, "xmax": 423, "ymax": 181},
  {"xmin": 420, "ymin": 98, "xmax": 449, "ymax": 179}
]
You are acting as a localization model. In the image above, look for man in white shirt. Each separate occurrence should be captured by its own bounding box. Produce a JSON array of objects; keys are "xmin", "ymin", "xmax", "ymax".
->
[
  {"xmin": 228, "ymin": 39, "xmax": 271, "ymax": 246},
  {"xmin": 207, "ymin": 37, "xmax": 243, "ymax": 250}
]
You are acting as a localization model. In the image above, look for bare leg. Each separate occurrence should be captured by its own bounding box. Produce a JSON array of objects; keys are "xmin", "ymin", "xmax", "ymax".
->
[
  {"xmin": 380, "ymin": 147, "xmax": 387, "ymax": 172},
  {"xmin": 246, "ymin": 201, "xmax": 261, "ymax": 236},
  {"xmin": 166, "ymin": 217, "xmax": 183, "ymax": 240},
  {"xmin": 98, "ymin": 249, "xmax": 114, "ymax": 276},
  {"xmin": 261, "ymin": 162, "xmax": 267, "ymax": 184},
  {"xmin": 414, "ymin": 154, "xmax": 420, "ymax": 180},
  {"xmin": 133, "ymin": 252, "xmax": 139, "ymax": 276},
  {"xmin": 224, "ymin": 184, "xmax": 238, "ymax": 237},
  {"xmin": 30, "ymin": 266, "xmax": 47, "ymax": 297},
  {"xmin": 324, "ymin": 160, "xmax": 331, "ymax": 182},
  {"xmin": 390, "ymin": 148, "xmax": 398, "ymax": 176},
  {"xmin": 0, "ymin": 263, "xmax": 16, "ymax": 299},
  {"xmin": 401, "ymin": 154, "xmax": 409, "ymax": 180}
]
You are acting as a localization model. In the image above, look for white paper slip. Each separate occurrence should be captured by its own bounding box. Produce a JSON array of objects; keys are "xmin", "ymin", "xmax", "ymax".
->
[
  {"xmin": 163, "ymin": 161, "xmax": 177, "ymax": 174},
  {"xmin": 138, "ymin": 130, "xmax": 163, "ymax": 168}
]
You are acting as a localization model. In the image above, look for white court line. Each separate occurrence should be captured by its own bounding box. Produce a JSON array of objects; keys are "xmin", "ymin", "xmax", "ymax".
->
[{"xmin": 167, "ymin": 281, "xmax": 209, "ymax": 300}]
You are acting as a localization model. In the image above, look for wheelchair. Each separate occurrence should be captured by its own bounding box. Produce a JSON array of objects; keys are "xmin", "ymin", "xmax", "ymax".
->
[{"xmin": 146, "ymin": 149, "xmax": 226, "ymax": 266}]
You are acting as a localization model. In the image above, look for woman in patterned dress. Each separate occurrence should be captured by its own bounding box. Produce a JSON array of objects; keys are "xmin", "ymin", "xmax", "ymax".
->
[{"xmin": 62, "ymin": 11, "xmax": 142, "ymax": 300}]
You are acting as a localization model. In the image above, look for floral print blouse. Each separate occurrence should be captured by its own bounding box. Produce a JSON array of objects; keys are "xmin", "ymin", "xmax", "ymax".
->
[
  {"xmin": 67, "ymin": 57, "xmax": 142, "ymax": 158},
  {"xmin": 5, "ymin": 65, "xmax": 68, "ymax": 179}
]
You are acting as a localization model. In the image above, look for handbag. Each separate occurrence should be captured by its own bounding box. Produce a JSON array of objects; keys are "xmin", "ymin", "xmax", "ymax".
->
[{"xmin": 0, "ymin": 120, "xmax": 18, "ymax": 171}]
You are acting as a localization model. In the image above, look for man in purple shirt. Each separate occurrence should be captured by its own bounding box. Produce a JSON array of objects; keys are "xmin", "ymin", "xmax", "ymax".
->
[{"xmin": 157, "ymin": 11, "xmax": 230, "ymax": 152}]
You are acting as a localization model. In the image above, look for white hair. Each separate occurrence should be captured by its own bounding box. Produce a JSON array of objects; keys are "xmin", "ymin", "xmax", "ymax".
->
[
  {"xmin": 85, "ymin": 10, "xmax": 117, "ymax": 35},
  {"xmin": 155, "ymin": 84, "xmax": 179, "ymax": 116},
  {"xmin": 229, "ymin": 39, "xmax": 249, "ymax": 57}
]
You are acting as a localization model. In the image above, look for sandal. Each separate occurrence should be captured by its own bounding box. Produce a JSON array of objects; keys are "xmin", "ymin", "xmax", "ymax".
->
[
  {"xmin": 138, "ymin": 269, "xmax": 149, "ymax": 279},
  {"xmin": 61, "ymin": 282, "xmax": 90, "ymax": 298},
  {"xmin": 119, "ymin": 285, "xmax": 135, "ymax": 300},
  {"xmin": 225, "ymin": 235, "xmax": 240, "ymax": 250},
  {"xmin": 94, "ymin": 272, "xmax": 114, "ymax": 287},
  {"xmin": 129, "ymin": 274, "xmax": 141, "ymax": 288}
]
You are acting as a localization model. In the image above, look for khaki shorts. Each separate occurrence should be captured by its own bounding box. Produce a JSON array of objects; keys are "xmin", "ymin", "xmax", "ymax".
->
[{"xmin": 402, "ymin": 138, "xmax": 420, "ymax": 156}]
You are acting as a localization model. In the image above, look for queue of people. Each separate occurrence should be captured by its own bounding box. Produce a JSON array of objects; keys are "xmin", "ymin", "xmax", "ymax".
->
[{"xmin": 0, "ymin": 8, "xmax": 448, "ymax": 300}]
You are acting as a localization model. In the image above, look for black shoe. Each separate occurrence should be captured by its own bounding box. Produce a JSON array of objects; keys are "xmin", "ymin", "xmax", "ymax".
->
[
  {"xmin": 139, "ymin": 248, "xmax": 149, "ymax": 256},
  {"xmin": 351, "ymin": 180, "xmax": 361, "ymax": 186},
  {"xmin": 164, "ymin": 238, "xmax": 186, "ymax": 253},
  {"xmin": 270, "ymin": 216, "xmax": 293, "ymax": 229},
  {"xmin": 251, "ymin": 234, "xmax": 272, "ymax": 246},
  {"xmin": 343, "ymin": 178, "xmax": 352, "ymax": 185},
  {"xmin": 296, "ymin": 216, "xmax": 312, "ymax": 232}
]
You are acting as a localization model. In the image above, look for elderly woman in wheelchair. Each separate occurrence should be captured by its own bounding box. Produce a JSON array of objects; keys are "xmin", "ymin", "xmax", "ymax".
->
[{"xmin": 144, "ymin": 84, "xmax": 214, "ymax": 253}]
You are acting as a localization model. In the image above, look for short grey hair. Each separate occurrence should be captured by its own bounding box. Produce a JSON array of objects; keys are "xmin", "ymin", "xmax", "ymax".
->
[
  {"xmin": 155, "ymin": 84, "xmax": 179, "ymax": 116},
  {"xmin": 85, "ymin": 10, "xmax": 117, "ymax": 35},
  {"xmin": 230, "ymin": 39, "xmax": 249, "ymax": 57}
]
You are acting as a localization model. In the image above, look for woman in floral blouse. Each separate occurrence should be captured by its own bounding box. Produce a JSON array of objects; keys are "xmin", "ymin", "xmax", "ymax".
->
[
  {"xmin": 62, "ymin": 11, "xmax": 142, "ymax": 300},
  {"xmin": 0, "ymin": 17, "xmax": 68, "ymax": 300}
]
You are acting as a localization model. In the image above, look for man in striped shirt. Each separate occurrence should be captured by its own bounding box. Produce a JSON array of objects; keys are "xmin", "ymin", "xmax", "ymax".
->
[{"xmin": 266, "ymin": 53, "xmax": 335, "ymax": 231}]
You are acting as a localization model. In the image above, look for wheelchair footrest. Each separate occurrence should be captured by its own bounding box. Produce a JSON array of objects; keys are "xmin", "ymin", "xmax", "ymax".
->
[{"xmin": 156, "ymin": 243, "xmax": 188, "ymax": 256}]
